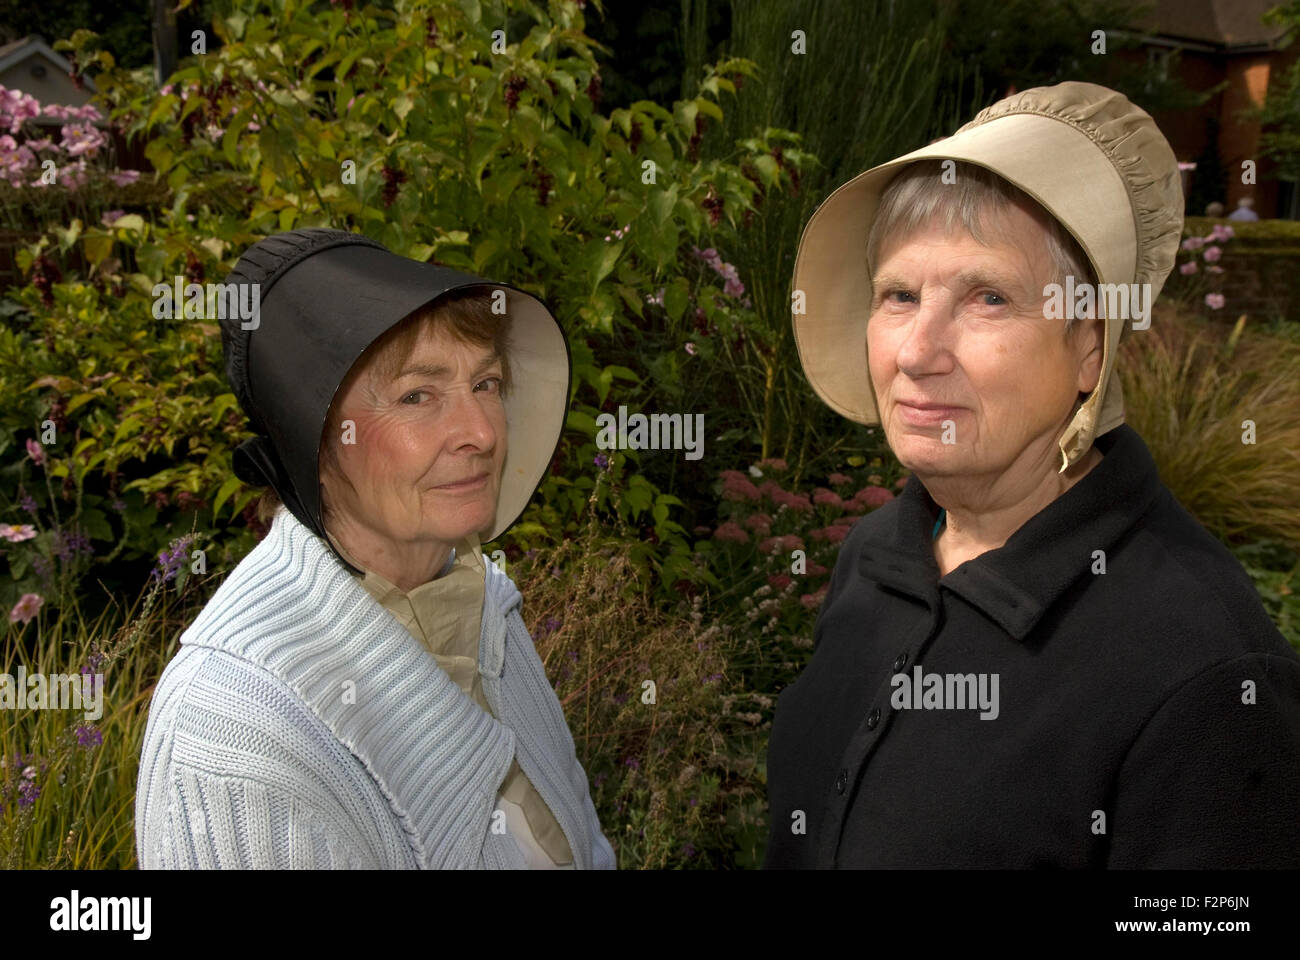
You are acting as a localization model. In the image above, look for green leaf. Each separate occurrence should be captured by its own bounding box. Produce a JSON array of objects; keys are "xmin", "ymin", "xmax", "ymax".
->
[
  {"xmin": 663, "ymin": 278, "xmax": 689, "ymax": 323},
  {"xmin": 66, "ymin": 392, "xmax": 98, "ymax": 414},
  {"xmin": 212, "ymin": 475, "xmax": 242, "ymax": 519},
  {"xmin": 647, "ymin": 182, "xmax": 678, "ymax": 228}
]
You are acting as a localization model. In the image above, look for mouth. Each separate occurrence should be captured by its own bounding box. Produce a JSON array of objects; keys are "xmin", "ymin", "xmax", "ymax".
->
[
  {"xmin": 896, "ymin": 400, "xmax": 965, "ymax": 425},
  {"xmin": 431, "ymin": 472, "xmax": 491, "ymax": 491}
]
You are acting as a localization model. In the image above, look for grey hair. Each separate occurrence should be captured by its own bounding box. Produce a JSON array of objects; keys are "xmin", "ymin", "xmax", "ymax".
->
[{"xmin": 866, "ymin": 160, "xmax": 1098, "ymax": 337}]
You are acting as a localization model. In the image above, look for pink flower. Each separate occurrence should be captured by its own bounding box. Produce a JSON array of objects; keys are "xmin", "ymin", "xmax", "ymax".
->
[
  {"xmin": 1179, "ymin": 261, "xmax": 1198, "ymax": 275},
  {"xmin": 1202, "ymin": 245, "xmax": 1222, "ymax": 263},
  {"xmin": 25, "ymin": 438, "xmax": 45, "ymax": 465},
  {"xmin": 757, "ymin": 458, "xmax": 788, "ymax": 471},
  {"xmin": 9, "ymin": 593, "xmax": 43, "ymax": 624},
  {"xmin": 807, "ymin": 561, "xmax": 828, "ymax": 576},
  {"xmin": 720, "ymin": 470, "xmax": 761, "ymax": 503},
  {"xmin": 108, "ymin": 169, "xmax": 141, "ymax": 187},
  {"xmin": 768, "ymin": 573, "xmax": 793, "ymax": 590},
  {"xmin": 1181, "ymin": 236, "xmax": 1205, "ymax": 251},
  {"xmin": 1205, "ymin": 293, "xmax": 1225, "ymax": 310},
  {"xmin": 713, "ymin": 521, "xmax": 749, "ymax": 544},
  {"xmin": 799, "ymin": 588, "xmax": 828, "ymax": 610},
  {"xmin": 59, "ymin": 123, "xmax": 105, "ymax": 158},
  {"xmin": 1210, "ymin": 223, "xmax": 1235, "ymax": 241},
  {"xmin": 0, "ymin": 523, "xmax": 37, "ymax": 543},
  {"xmin": 743, "ymin": 513, "xmax": 773, "ymax": 536},
  {"xmin": 811, "ymin": 525, "xmax": 849, "ymax": 544},
  {"xmin": 812, "ymin": 487, "xmax": 843, "ymax": 508},
  {"xmin": 685, "ymin": 341, "xmax": 697, "ymax": 356},
  {"xmin": 160, "ymin": 84, "xmax": 174, "ymax": 96},
  {"xmin": 101, "ymin": 209, "xmax": 125, "ymax": 227},
  {"xmin": 758, "ymin": 534, "xmax": 804, "ymax": 554},
  {"xmin": 855, "ymin": 485, "xmax": 895, "ymax": 508},
  {"xmin": 828, "ymin": 472, "xmax": 852, "ymax": 486}
]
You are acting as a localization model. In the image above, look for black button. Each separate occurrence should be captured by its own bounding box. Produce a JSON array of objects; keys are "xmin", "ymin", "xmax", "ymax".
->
[
  {"xmin": 835, "ymin": 769, "xmax": 848, "ymax": 794},
  {"xmin": 867, "ymin": 707, "xmax": 881, "ymax": 729},
  {"xmin": 893, "ymin": 652, "xmax": 908, "ymax": 671}
]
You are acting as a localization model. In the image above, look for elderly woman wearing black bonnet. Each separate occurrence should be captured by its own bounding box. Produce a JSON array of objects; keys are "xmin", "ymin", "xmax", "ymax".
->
[
  {"xmin": 764, "ymin": 82, "xmax": 1300, "ymax": 869},
  {"xmin": 135, "ymin": 227, "xmax": 616, "ymax": 869}
]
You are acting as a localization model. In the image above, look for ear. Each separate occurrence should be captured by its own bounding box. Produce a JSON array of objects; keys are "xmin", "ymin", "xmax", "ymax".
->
[{"xmin": 1074, "ymin": 316, "xmax": 1105, "ymax": 395}]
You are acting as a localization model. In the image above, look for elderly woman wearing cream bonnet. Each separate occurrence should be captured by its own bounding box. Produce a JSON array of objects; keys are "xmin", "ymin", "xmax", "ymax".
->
[
  {"xmin": 765, "ymin": 82, "xmax": 1300, "ymax": 869},
  {"xmin": 136, "ymin": 228, "xmax": 615, "ymax": 869}
]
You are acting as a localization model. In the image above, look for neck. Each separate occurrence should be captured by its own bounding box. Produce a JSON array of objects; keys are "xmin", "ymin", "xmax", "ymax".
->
[
  {"xmin": 928, "ymin": 441, "xmax": 1103, "ymax": 569},
  {"xmin": 324, "ymin": 513, "xmax": 456, "ymax": 593}
]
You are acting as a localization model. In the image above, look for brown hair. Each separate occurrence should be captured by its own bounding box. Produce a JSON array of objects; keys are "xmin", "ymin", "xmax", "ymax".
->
[{"xmin": 251, "ymin": 288, "xmax": 513, "ymax": 526}]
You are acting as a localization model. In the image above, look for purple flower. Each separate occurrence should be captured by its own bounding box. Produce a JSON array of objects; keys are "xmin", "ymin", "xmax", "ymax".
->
[
  {"xmin": 18, "ymin": 490, "xmax": 36, "ymax": 514},
  {"xmin": 17, "ymin": 779, "xmax": 39, "ymax": 807},
  {"xmin": 702, "ymin": 672, "xmax": 723, "ymax": 684},
  {"xmin": 624, "ymin": 757, "xmax": 640, "ymax": 770},
  {"xmin": 593, "ymin": 453, "xmax": 610, "ymax": 469},
  {"xmin": 682, "ymin": 842, "xmax": 696, "ymax": 858},
  {"xmin": 74, "ymin": 724, "xmax": 102, "ymax": 749},
  {"xmin": 152, "ymin": 534, "xmax": 196, "ymax": 582},
  {"xmin": 54, "ymin": 529, "xmax": 93, "ymax": 561}
]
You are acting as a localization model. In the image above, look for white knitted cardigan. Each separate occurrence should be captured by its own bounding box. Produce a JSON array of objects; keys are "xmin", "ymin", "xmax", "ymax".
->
[{"xmin": 134, "ymin": 506, "xmax": 617, "ymax": 869}]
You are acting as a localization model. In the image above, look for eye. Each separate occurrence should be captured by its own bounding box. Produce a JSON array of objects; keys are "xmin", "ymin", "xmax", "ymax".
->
[
  {"xmin": 400, "ymin": 390, "xmax": 426, "ymax": 404},
  {"xmin": 980, "ymin": 291, "xmax": 1006, "ymax": 306},
  {"xmin": 882, "ymin": 288, "xmax": 917, "ymax": 305},
  {"xmin": 474, "ymin": 376, "xmax": 503, "ymax": 393}
]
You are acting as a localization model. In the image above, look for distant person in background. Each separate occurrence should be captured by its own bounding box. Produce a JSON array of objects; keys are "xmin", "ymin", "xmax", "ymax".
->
[
  {"xmin": 1204, "ymin": 200, "xmax": 1225, "ymax": 218},
  {"xmin": 1228, "ymin": 196, "xmax": 1260, "ymax": 221}
]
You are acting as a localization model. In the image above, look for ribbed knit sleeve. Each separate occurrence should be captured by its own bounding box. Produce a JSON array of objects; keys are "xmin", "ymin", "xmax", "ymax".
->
[
  {"xmin": 136, "ymin": 646, "xmax": 417, "ymax": 870},
  {"xmin": 150, "ymin": 766, "xmax": 376, "ymax": 869}
]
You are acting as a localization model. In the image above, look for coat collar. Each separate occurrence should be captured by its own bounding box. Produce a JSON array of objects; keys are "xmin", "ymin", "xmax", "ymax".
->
[
  {"xmin": 178, "ymin": 506, "xmax": 522, "ymax": 867},
  {"xmin": 857, "ymin": 424, "xmax": 1164, "ymax": 641}
]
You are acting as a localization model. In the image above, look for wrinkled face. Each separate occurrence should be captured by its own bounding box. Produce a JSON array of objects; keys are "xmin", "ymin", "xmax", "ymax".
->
[
  {"xmin": 320, "ymin": 325, "xmax": 508, "ymax": 548},
  {"xmin": 866, "ymin": 201, "xmax": 1102, "ymax": 481}
]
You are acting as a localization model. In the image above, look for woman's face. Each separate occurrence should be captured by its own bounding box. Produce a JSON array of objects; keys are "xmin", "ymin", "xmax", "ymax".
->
[
  {"xmin": 320, "ymin": 324, "xmax": 508, "ymax": 549},
  {"xmin": 866, "ymin": 201, "xmax": 1102, "ymax": 481}
]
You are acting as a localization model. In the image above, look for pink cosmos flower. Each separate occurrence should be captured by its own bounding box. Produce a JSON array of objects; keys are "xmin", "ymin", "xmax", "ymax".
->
[
  {"xmin": 9, "ymin": 593, "xmax": 43, "ymax": 624},
  {"xmin": 1202, "ymin": 245, "xmax": 1222, "ymax": 263},
  {"xmin": 1205, "ymin": 293, "xmax": 1225, "ymax": 310},
  {"xmin": 0, "ymin": 523, "xmax": 37, "ymax": 543},
  {"xmin": 1179, "ymin": 261, "xmax": 1198, "ymax": 275},
  {"xmin": 25, "ymin": 438, "xmax": 45, "ymax": 465}
]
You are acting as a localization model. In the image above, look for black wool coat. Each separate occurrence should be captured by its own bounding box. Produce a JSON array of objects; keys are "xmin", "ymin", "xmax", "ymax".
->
[{"xmin": 764, "ymin": 423, "xmax": 1300, "ymax": 868}]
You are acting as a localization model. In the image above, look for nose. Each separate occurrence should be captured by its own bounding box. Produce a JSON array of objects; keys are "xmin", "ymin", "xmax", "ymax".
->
[
  {"xmin": 893, "ymin": 289, "xmax": 955, "ymax": 377},
  {"xmin": 444, "ymin": 387, "xmax": 499, "ymax": 454}
]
